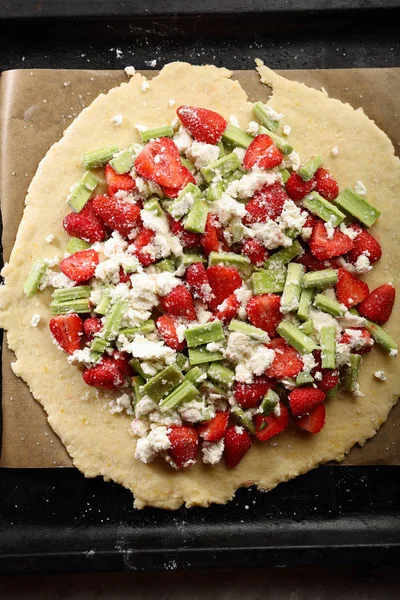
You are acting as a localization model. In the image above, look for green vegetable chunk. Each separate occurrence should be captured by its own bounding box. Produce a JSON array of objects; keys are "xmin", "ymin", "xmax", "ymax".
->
[
  {"xmin": 300, "ymin": 319, "xmax": 315, "ymax": 336},
  {"xmin": 253, "ymin": 101, "xmax": 279, "ymax": 132},
  {"xmin": 296, "ymin": 372, "xmax": 314, "ymax": 386},
  {"xmin": 281, "ymin": 263, "xmax": 305, "ymax": 313},
  {"xmin": 141, "ymin": 365, "xmax": 184, "ymax": 402},
  {"xmin": 276, "ymin": 321, "xmax": 318, "ymax": 355},
  {"xmin": 67, "ymin": 171, "xmax": 98, "ymax": 213},
  {"xmin": 184, "ymin": 199, "xmax": 208, "ymax": 234},
  {"xmin": 140, "ymin": 125, "xmax": 174, "ymax": 143},
  {"xmin": 132, "ymin": 375, "xmax": 145, "ymax": 404},
  {"xmin": 320, "ymin": 325, "xmax": 336, "ymax": 369},
  {"xmin": 259, "ymin": 389, "xmax": 280, "ymax": 416},
  {"xmin": 119, "ymin": 320, "xmax": 155, "ymax": 337},
  {"xmin": 221, "ymin": 124, "xmax": 253, "ymax": 148},
  {"xmin": 314, "ymin": 293, "xmax": 346, "ymax": 317},
  {"xmin": 251, "ymin": 268, "xmax": 287, "ymax": 294},
  {"xmin": 302, "ymin": 191, "xmax": 346, "ymax": 227},
  {"xmin": 52, "ymin": 286, "xmax": 91, "ymax": 302},
  {"xmin": 159, "ymin": 380, "xmax": 199, "ymax": 412},
  {"xmin": 363, "ymin": 318, "xmax": 398, "ymax": 353},
  {"xmin": 50, "ymin": 298, "xmax": 90, "ymax": 314},
  {"xmin": 259, "ymin": 126, "xmax": 293, "ymax": 155},
  {"xmin": 343, "ymin": 354, "xmax": 362, "ymax": 392},
  {"xmin": 168, "ymin": 183, "xmax": 202, "ymax": 219},
  {"xmin": 101, "ymin": 300, "xmax": 127, "ymax": 341},
  {"xmin": 23, "ymin": 260, "xmax": 47, "ymax": 297},
  {"xmin": 280, "ymin": 168, "xmax": 291, "ymax": 184},
  {"xmin": 298, "ymin": 155, "xmax": 323, "ymax": 181},
  {"xmin": 94, "ymin": 287, "xmax": 112, "ymax": 315},
  {"xmin": 264, "ymin": 239, "xmax": 304, "ymax": 270},
  {"xmin": 303, "ymin": 269, "xmax": 338, "ymax": 289},
  {"xmin": 208, "ymin": 251, "xmax": 252, "ymax": 274},
  {"xmin": 201, "ymin": 152, "xmax": 242, "ymax": 182},
  {"xmin": 109, "ymin": 147, "xmax": 135, "ymax": 174},
  {"xmin": 178, "ymin": 253, "xmax": 207, "ymax": 267},
  {"xmin": 184, "ymin": 367, "xmax": 206, "ymax": 386},
  {"xmin": 207, "ymin": 363, "xmax": 234, "ymax": 388},
  {"xmin": 81, "ymin": 145, "xmax": 119, "ymax": 169},
  {"xmin": 334, "ymin": 188, "xmax": 381, "ymax": 227},
  {"xmin": 228, "ymin": 319, "xmax": 269, "ymax": 342},
  {"xmin": 188, "ymin": 346, "xmax": 224, "ymax": 366},
  {"xmin": 90, "ymin": 337, "xmax": 109, "ymax": 355},
  {"xmin": 206, "ymin": 180, "xmax": 224, "ymax": 202},
  {"xmin": 185, "ymin": 321, "xmax": 225, "ymax": 348},
  {"xmin": 231, "ymin": 406, "xmax": 255, "ymax": 434},
  {"xmin": 297, "ymin": 288, "xmax": 314, "ymax": 322},
  {"xmin": 66, "ymin": 237, "xmax": 90, "ymax": 254},
  {"xmin": 155, "ymin": 258, "xmax": 176, "ymax": 273},
  {"xmin": 129, "ymin": 358, "xmax": 151, "ymax": 380}
]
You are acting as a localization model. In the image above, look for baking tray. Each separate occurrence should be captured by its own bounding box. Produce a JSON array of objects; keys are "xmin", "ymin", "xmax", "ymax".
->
[{"xmin": 1, "ymin": 6, "xmax": 400, "ymax": 575}]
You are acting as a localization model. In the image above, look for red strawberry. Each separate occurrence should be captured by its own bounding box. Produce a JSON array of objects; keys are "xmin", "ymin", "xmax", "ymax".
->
[
  {"xmin": 214, "ymin": 293, "xmax": 240, "ymax": 324},
  {"xmin": 130, "ymin": 228, "xmax": 156, "ymax": 267},
  {"xmin": 59, "ymin": 249, "xmax": 99, "ymax": 282},
  {"xmin": 167, "ymin": 425, "xmax": 199, "ymax": 469},
  {"xmin": 160, "ymin": 284, "xmax": 197, "ymax": 321},
  {"xmin": 49, "ymin": 314, "xmax": 83, "ymax": 355},
  {"xmin": 200, "ymin": 214, "xmax": 222, "ymax": 255},
  {"xmin": 314, "ymin": 167, "xmax": 339, "ymax": 200},
  {"xmin": 336, "ymin": 268, "xmax": 369, "ymax": 308},
  {"xmin": 63, "ymin": 199, "xmax": 108, "ymax": 244},
  {"xmin": 177, "ymin": 105, "xmax": 227, "ymax": 145},
  {"xmin": 119, "ymin": 267, "xmax": 132, "ymax": 284},
  {"xmin": 296, "ymin": 403, "xmax": 326, "ymax": 434},
  {"xmin": 358, "ymin": 283, "xmax": 396, "ymax": 324},
  {"xmin": 340, "ymin": 328, "xmax": 373, "ymax": 355},
  {"xmin": 82, "ymin": 357, "xmax": 125, "ymax": 389},
  {"xmin": 92, "ymin": 194, "xmax": 141, "ymax": 237},
  {"xmin": 311, "ymin": 350, "xmax": 339, "ymax": 392},
  {"xmin": 285, "ymin": 172, "xmax": 316, "ymax": 200},
  {"xmin": 243, "ymin": 134, "xmax": 283, "ymax": 170},
  {"xmin": 254, "ymin": 402, "xmax": 289, "ymax": 441},
  {"xmin": 198, "ymin": 412, "xmax": 229, "ymax": 442},
  {"xmin": 112, "ymin": 351, "xmax": 134, "ymax": 377},
  {"xmin": 185, "ymin": 262, "xmax": 212, "ymax": 304},
  {"xmin": 135, "ymin": 138, "xmax": 184, "ymax": 189},
  {"xmin": 233, "ymin": 376, "xmax": 276, "ymax": 409},
  {"xmin": 266, "ymin": 340, "xmax": 303, "ymax": 379},
  {"xmin": 310, "ymin": 220, "xmax": 354, "ymax": 261},
  {"xmin": 224, "ymin": 426, "xmax": 252, "ymax": 468},
  {"xmin": 346, "ymin": 224, "xmax": 382, "ymax": 264},
  {"xmin": 243, "ymin": 182, "xmax": 289, "ymax": 224},
  {"xmin": 105, "ymin": 164, "xmax": 136, "ymax": 196},
  {"xmin": 303, "ymin": 212, "xmax": 318, "ymax": 231},
  {"xmin": 296, "ymin": 251, "xmax": 339, "ymax": 273},
  {"xmin": 156, "ymin": 315, "xmax": 186, "ymax": 351},
  {"xmin": 288, "ymin": 387, "xmax": 326, "ymax": 417},
  {"xmin": 167, "ymin": 215, "xmax": 200, "ymax": 249},
  {"xmin": 242, "ymin": 239, "xmax": 268, "ymax": 267},
  {"xmin": 206, "ymin": 265, "xmax": 242, "ymax": 311},
  {"xmin": 246, "ymin": 294, "xmax": 282, "ymax": 338},
  {"xmin": 163, "ymin": 166, "xmax": 196, "ymax": 198},
  {"xmin": 83, "ymin": 316, "xmax": 102, "ymax": 341}
]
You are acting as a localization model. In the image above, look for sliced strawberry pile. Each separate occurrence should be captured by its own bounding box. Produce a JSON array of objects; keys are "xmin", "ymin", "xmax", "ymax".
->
[
  {"xmin": 224, "ymin": 426, "xmax": 252, "ymax": 468},
  {"xmin": 289, "ymin": 387, "xmax": 326, "ymax": 417},
  {"xmin": 242, "ymin": 239, "xmax": 268, "ymax": 267},
  {"xmin": 243, "ymin": 134, "xmax": 283, "ymax": 170},
  {"xmin": 185, "ymin": 262, "xmax": 212, "ymax": 304},
  {"xmin": 314, "ymin": 167, "xmax": 339, "ymax": 200},
  {"xmin": 233, "ymin": 376, "xmax": 276, "ymax": 409},
  {"xmin": 266, "ymin": 338, "xmax": 303, "ymax": 379},
  {"xmin": 336, "ymin": 268, "xmax": 369, "ymax": 308},
  {"xmin": 177, "ymin": 105, "xmax": 227, "ymax": 144},
  {"xmin": 92, "ymin": 194, "xmax": 141, "ymax": 237},
  {"xmin": 285, "ymin": 172, "xmax": 316, "ymax": 200},
  {"xmin": 214, "ymin": 294, "xmax": 240, "ymax": 324},
  {"xmin": 156, "ymin": 315, "xmax": 186, "ymax": 351},
  {"xmin": 358, "ymin": 283, "xmax": 395, "ymax": 324},
  {"xmin": 200, "ymin": 214, "xmax": 222, "ymax": 255},
  {"xmin": 49, "ymin": 314, "xmax": 83, "ymax": 355},
  {"xmin": 135, "ymin": 137, "xmax": 184, "ymax": 189},
  {"xmin": 83, "ymin": 356, "xmax": 126, "ymax": 389},
  {"xmin": 167, "ymin": 425, "xmax": 199, "ymax": 469},
  {"xmin": 112, "ymin": 351, "xmax": 134, "ymax": 377},
  {"xmin": 296, "ymin": 251, "xmax": 339, "ymax": 273},
  {"xmin": 243, "ymin": 182, "xmax": 289, "ymax": 224},
  {"xmin": 130, "ymin": 228, "xmax": 156, "ymax": 267},
  {"xmin": 246, "ymin": 294, "xmax": 282, "ymax": 337},
  {"xmin": 105, "ymin": 164, "xmax": 136, "ymax": 196},
  {"xmin": 198, "ymin": 412, "xmax": 229, "ymax": 443},
  {"xmin": 63, "ymin": 199, "xmax": 108, "ymax": 244},
  {"xmin": 160, "ymin": 285, "xmax": 197, "ymax": 321},
  {"xmin": 346, "ymin": 224, "xmax": 382, "ymax": 264},
  {"xmin": 296, "ymin": 403, "xmax": 326, "ymax": 434},
  {"xmin": 254, "ymin": 402, "xmax": 289, "ymax": 441},
  {"xmin": 310, "ymin": 220, "xmax": 354, "ymax": 260},
  {"xmin": 206, "ymin": 265, "xmax": 242, "ymax": 311},
  {"xmin": 59, "ymin": 249, "xmax": 99, "ymax": 282},
  {"xmin": 163, "ymin": 166, "xmax": 196, "ymax": 198}
]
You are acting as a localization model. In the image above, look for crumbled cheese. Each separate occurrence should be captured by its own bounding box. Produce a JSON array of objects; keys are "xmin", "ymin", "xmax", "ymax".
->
[
  {"xmin": 390, "ymin": 349, "xmax": 398, "ymax": 357},
  {"xmin": 45, "ymin": 234, "xmax": 55, "ymax": 243},
  {"xmin": 120, "ymin": 333, "xmax": 176, "ymax": 364},
  {"xmin": 302, "ymin": 353, "xmax": 317, "ymax": 373},
  {"xmin": 343, "ymin": 328, "xmax": 373, "ymax": 352},
  {"xmin": 135, "ymin": 395, "xmax": 158, "ymax": 417},
  {"xmin": 179, "ymin": 399, "xmax": 215, "ymax": 423},
  {"xmin": 149, "ymin": 411, "xmax": 182, "ymax": 426},
  {"xmin": 206, "ymin": 341, "xmax": 225, "ymax": 353},
  {"xmin": 262, "ymin": 104, "xmax": 283, "ymax": 121},
  {"xmin": 152, "ymin": 271, "xmax": 181, "ymax": 296},
  {"xmin": 331, "ymin": 146, "xmax": 339, "ymax": 157},
  {"xmin": 285, "ymin": 150, "xmax": 300, "ymax": 171},
  {"xmin": 354, "ymin": 180, "xmax": 367, "ymax": 196},
  {"xmin": 339, "ymin": 310, "xmax": 367, "ymax": 328},
  {"xmin": 140, "ymin": 206, "xmax": 183, "ymax": 258},
  {"xmin": 68, "ymin": 347, "xmax": 98, "ymax": 367},
  {"xmin": 300, "ymin": 226, "xmax": 313, "ymax": 241},
  {"xmin": 146, "ymin": 426, "xmax": 171, "ymax": 451},
  {"xmin": 353, "ymin": 383, "xmax": 365, "ymax": 397},
  {"xmin": 310, "ymin": 309, "xmax": 342, "ymax": 337},
  {"xmin": 250, "ymin": 220, "xmax": 293, "ymax": 250},
  {"xmin": 233, "ymin": 285, "xmax": 253, "ymax": 320},
  {"xmin": 134, "ymin": 437, "xmax": 156, "ymax": 463},
  {"xmin": 131, "ymin": 418, "xmax": 149, "ymax": 437},
  {"xmin": 353, "ymin": 254, "xmax": 372, "ymax": 274},
  {"xmin": 226, "ymin": 169, "xmax": 278, "ymax": 200},
  {"xmin": 30, "ymin": 314, "xmax": 41, "ymax": 327},
  {"xmin": 110, "ymin": 114, "xmax": 123, "ymax": 126},
  {"xmin": 229, "ymin": 115, "xmax": 239, "ymax": 127},
  {"xmin": 43, "ymin": 270, "xmax": 75, "ymax": 290},
  {"xmin": 124, "ymin": 66, "xmax": 136, "ymax": 77},
  {"xmin": 168, "ymin": 189, "xmax": 196, "ymax": 219},
  {"xmin": 186, "ymin": 141, "xmax": 219, "ymax": 169},
  {"xmin": 145, "ymin": 59, "xmax": 157, "ymax": 67},
  {"xmin": 202, "ymin": 439, "xmax": 225, "ymax": 465},
  {"xmin": 374, "ymin": 370, "xmax": 387, "ymax": 381},
  {"xmin": 226, "ymin": 332, "xmax": 274, "ymax": 383},
  {"xmin": 173, "ymin": 126, "xmax": 193, "ymax": 153},
  {"xmin": 209, "ymin": 192, "xmax": 246, "ymax": 225},
  {"xmin": 324, "ymin": 220, "xmax": 335, "ymax": 240},
  {"xmin": 232, "ymin": 147, "xmax": 246, "ymax": 162},
  {"xmin": 283, "ymin": 124, "xmax": 291, "ymax": 136},
  {"xmin": 109, "ymin": 393, "xmax": 133, "ymax": 415},
  {"xmin": 279, "ymin": 200, "xmax": 307, "ymax": 232},
  {"xmin": 195, "ymin": 302, "xmax": 213, "ymax": 324},
  {"xmin": 339, "ymin": 223, "xmax": 360, "ymax": 240},
  {"xmin": 168, "ymin": 98, "xmax": 176, "ymax": 107},
  {"xmin": 141, "ymin": 80, "xmax": 150, "ymax": 92},
  {"xmin": 247, "ymin": 121, "xmax": 259, "ymax": 135}
]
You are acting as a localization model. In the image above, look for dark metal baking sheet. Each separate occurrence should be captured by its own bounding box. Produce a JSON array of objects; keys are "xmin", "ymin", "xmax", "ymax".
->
[{"xmin": 1, "ymin": 6, "xmax": 400, "ymax": 574}]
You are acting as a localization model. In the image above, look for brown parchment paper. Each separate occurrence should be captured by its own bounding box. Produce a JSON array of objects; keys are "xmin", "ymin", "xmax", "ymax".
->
[{"xmin": 1, "ymin": 67, "xmax": 399, "ymax": 469}]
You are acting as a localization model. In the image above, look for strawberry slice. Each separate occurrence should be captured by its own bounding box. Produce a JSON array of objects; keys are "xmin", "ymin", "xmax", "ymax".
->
[
  {"xmin": 285, "ymin": 172, "xmax": 316, "ymax": 200},
  {"xmin": 198, "ymin": 412, "xmax": 229, "ymax": 443},
  {"xmin": 112, "ymin": 350, "xmax": 134, "ymax": 377},
  {"xmin": 206, "ymin": 265, "xmax": 242, "ymax": 311},
  {"xmin": 59, "ymin": 249, "xmax": 99, "ymax": 283},
  {"xmin": 310, "ymin": 220, "xmax": 354, "ymax": 261},
  {"xmin": 358, "ymin": 283, "xmax": 396, "ymax": 324},
  {"xmin": 185, "ymin": 262, "xmax": 212, "ymax": 304},
  {"xmin": 119, "ymin": 267, "xmax": 132, "ymax": 284},
  {"xmin": 49, "ymin": 314, "xmax": 83, "ymax": 355},
  {"xmin": 224, "ymin": 426, "xmax": 252, "ymax": 468},
  {"xmin": 296, "ymin": 403, "xmax": 326, "ymax": 434},
  {"xmin": 254, "ymin": 402, "xmax": 289, "ymax": 441},
  {"xmin": 200, "ymin": 214, "xmax": 222, "ymax": 255},
  {"xmin": 83, "ymin": 316, "xmax": 102, "ymax": 342},
  {"xmin": 135, "ymin": 138, "xmax": 184, "ymax": 188},
  {"xmin": 214, "ymin": 293, "xmax": 240, "ymax": 324},
  {"xmin": 340, "ymin": 328, "xmax": 373, "ymax": 355},
  {"xmin": 105, "ymin": 164, "xmax": 136, "ymax": 196},
  {"xmin": 167, "ymin": 215, "xmax": 200, "ymax": 249},
  {"xmin": 336, "ymin": 268, "xmax": 369, "ymax": 308},
  {"xmin": 246, "ymin": 294, "xmax": 282, "ymax": 338},
  {"xmin": 130, "ymin": 228, "xmax": 156, "ymax": 267},
  {"xmin": 83, "ymin": 356, "xmax": 125, "ymax": 389},
  {"xmin": 163, "ymin": 166, "xmax": 196, "ymax": 198},
  {"xmin": 233, "ymin": 376, "xmax": 276, "ymax": 409},
  {"xmin": 266, "ymin": 339, "xmax": 303, "ymax": 379},
  {"xmin": 311, "ymin": 350, "xmax": 339, "ymax": 391},
  {"xmin": 92, "ymin": 194, "xmax": 141, "ymax": 237},
  {"xmin": 160, "ymin": 284, "xmax": 197, "ymax": 321},
  {"xmin": 243, "ymin": 182, "xmax": 289, "ymax": 224},
  {"xmin": 296, "ymin": 251, "xmax": 339, "ymax": 273},
  {"xmin": 242, "ymin": 239, "xmax": 268, "ymax": 267},
  {"xmin": 289, "ymin": 387, "xmax": 326, "ymax": 417},
  {"xmin": 176, "ymin": 105, "xmax": 227, "ymax": 145},
  {"xmin": 243, "ymin": 134, "xmax": 283, "ymax": 170},
  {"xmin": 346, "ymin": 224, "xmax": 382, "ymax": 264},
  {"xmin": 167, "ymin": 425, "xmax": 199, "ymax": 469},
  {"xmin": 156, "ymin": 315, "xmax": 186, "ymax": 351},
  {"xmin": 63, "ymin": 199, "xmax": 108, "ymax": 244},
  {"xmin": 314, "ymin": 167, "xmax": 339, "ymax": 200}
]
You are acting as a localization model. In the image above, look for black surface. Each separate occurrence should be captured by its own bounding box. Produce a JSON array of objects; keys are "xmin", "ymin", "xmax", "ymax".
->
[{"xmin": 1, "ymin": 6, "xmax": 400, "ymax": 575}]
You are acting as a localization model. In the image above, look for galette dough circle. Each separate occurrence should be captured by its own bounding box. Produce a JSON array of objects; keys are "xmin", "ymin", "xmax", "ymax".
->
[{"xmin": 0, "ymin": 62, "xmax": 399, "ymax": 510}]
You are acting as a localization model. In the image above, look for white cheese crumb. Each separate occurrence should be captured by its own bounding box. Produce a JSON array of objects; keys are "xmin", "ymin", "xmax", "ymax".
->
[
  {"xmin": 209, "ymin": 192, "xmax": 246, "ymax": 225},
  {"xmin": 229, "ymin": 115, "xmax": 239, "ymax": 127},
  {"xmin": 324, "ymin": 220, "xmax": 335, "ymax": 240},
  {"xmin": 124, "ymin": 66, "xmax": 136, "ymax": 77},
  {"xmin": 353, "ymin": 254, "xmax": 372, "ymax": 274},
  {"xmin": 109, "ymin": 393, "xmax": 133, "ymax": 415},
  {"xmin": 30, "ymin": 314, "xmax": 41, "ymax": 327},
  {"xmin": 354, "ymin": 180, "xmax": 367, "ymax": 196},
  {"xmin": 202, "ymin": 439, "xmax": 225, "ymax": 465},
  {"xmin": 283, "ymin": 124, "xmax": 291, "ymax": 136},
  {"xmin": 331, "ymin": 146, "xmax": 339, "ymax": 157},
  {"xmin": 141, "ymin": 80, "xmax": 150, "ymax": 92},
  {"xmin": 301, "ymin": 227, "xmax": 313, "ymax": 241},
  {"xmin": 353, "ymin": 383, "xmax": 365, "ymax": 398},
  {"xmin": 186, "ymin": 140, "xmax": 220, "ymax": 169},
  {"xmin": 302, "ymin": 353, "xmax": 317, "ymax": 373},
  {"xmin": 135, "ymin": 395, "xmax": 158, "ymax": 417},
  {"xmin": 134, "ymin": 437, "xmax": 156, "ymax": 463},
  {"xmin": 179, "ymin": 399, "xmax": 215, "ymax": 423},
  {"xmin": 390, "ymin": 349, "xmax": 398, "ymax": 357},
  {"xmin": 226, "ymin": 332, "xmax": 274, "ymax": 383},
  {"xmin": 247, "ymin": 121, "xmax": 259, "ymax": 136},
  {"xmin": 145, "ymin": 59, "xmax": 157, "ymax": 67},
  {"xmin": 131, "ymin": 418, "xmax": 149, "ymax": 437},
  {"xmin": 374, "ymin": 370, "xmax": 387, "ymax": 381},
  {"xmin": 339, "ymin": 223, "xmax": 360, "ymax": 240},
  {"xmin": 110, "ymin": 114, "xmax": 123, "ymax": 126},
  {"xmin": 173, "ymin": 126, "xmax": 193, "ymax": 152},
  {"xmin": 45, "ymin": 234, "xmax": 55, "ymax": 243},
  {"xmin": 135, "ymin": 123, "xmax": 148, "ymax": 133},
  {"xmin": 232, "ymin": 147, "xmax": 246, "ymax": 162},
  {"xmin": 168, "ymin": 98, "xmax": 176, "ymax": 107},
  {"xmin": 146, "ymin": 426, "xmax": 171, "ymax": 451}
]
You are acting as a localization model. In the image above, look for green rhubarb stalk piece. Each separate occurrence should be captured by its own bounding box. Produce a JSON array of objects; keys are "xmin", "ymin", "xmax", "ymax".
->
[
  {"xmin": 199, "ymin": 380, "xmax": 226, "ymax": 398},
  {"xmin": 343, "ymin": 353, "xmax": 362, "ymax": 392},
  {"xmin": 175, "ymin": 352, "xmax": 190, "ymax": 372},
  {"xmin": 303, "ymin": 269, "xmax": 338, "ymax": 289},
  {"xmin": 23, "ymin": 260, "xmax": 47, "ymax": 297},
  {"xmin": 81, "ymin": 145, "xmax": 119, "ymax": 169},
  {"xmin": 326, "ymin": 385, "xmax": 339, "ymax": 398},
  {"xmin": 159, "ymin": 380, "xmax": 199, "ymax": 412},
  {"xmin": 67, "ymin": 171, "xmax": 98, "ymax": 213},
  {"xmin": 231, "ymin": 406, "xmax": 255, "ymax": 434},
  {"xmin": 168, "ymin": 183, "xmax": 202, "ymax": 219},
  {"xmin": 276, "ymin": 321, "xmax": 318, "ymax": 355},
  {"xmin": 65, "ymin": 237, "xmax": 90, "ymax": 254},
  {"xmin": 185, "ymin": 321, "xmax": 225, "ymax": 348},
  {"xmin": 188, "ymin": 346, "xmax": 224, "ymax": 366},
  {"xmin": 109, "ymin": 147, "xmax": 135, "ymax": 174},
  {"xmin": 90, "ymin": 337, "xmax": 109, "ymax": 355},
  {"xmin": 227, "ymin": 222, "xmax": 246, "ymax": 244},
  {"xmin": 251, "ymin": 268, "xmax": 287, "ymax": 295},
  {"xmin": 119, "ymin": 320, "xmax": 155, "ymax": 337},
  {"xmin": 217, "ymin": 140, "xmax": 226, "ymax": 156},
  {"xmin": 334, "ymin": 188, "xmax": 381, "ymax": 227},
  {"xmin": 141, "ymin": 365, "xmax": 184, "ymax": 402},
  {"xmin": 253, "ymin": 101, "xmax": 279, "ymax": 132},
  {"xmin": 228, "ymin": 319, "xmax": 269, "ymax": 342},
  {"xmin": 314, "ymin": 293, "xmax": 346, "ymax": 317},
  {"xmin": 94, "ymin": 287, "xmax": 112, "ymax": 316},
  {"xmin": 297, "ymin": 288, "xmax": 314, "ymax": 322},
  {"xmin": 208, "ymin": 251, "xmax": 252, "ymax": 274},
  {"xmin": 207, "ymin": 363, "xmax": 234, "ymax": 388},
  {"xmin": 184, "ymin": 367, "xmax": 205, "ymax": 386},
  {"xmin": 259, "ymin": 126, "xmax": 293, "ymax": 155},
  {"xmin": 264, "ymin": 239, "xmax": 304, "ymax": 270},
  {"xmin": 140, "ymin": 125, "xmax": 174, "ymax": 143},
  {"xmin": 181, "ymin": 157, "xmax": 195, "ymax": 173},
  {"xmin": 302, "ymin": 191, "xmax": 346, "ymax": 227},
  {"xmin": 206, "ymin": 180, "xmax": 224, "ymax": 203},
  {"xmin": 298, "ymin": 155, "xmax": 323, "ymax": 181},
  {"xmin": 320, "ymin": 325, "xmax": 336, "ymax": 369},
  {"xmin": 222, "ymin": 170, "xmax": 244, "ymax": 191},
  {"xmin": 281, "ymin": 263, "xmax": 305, "ymax": 313},
  {"xmin": 52, "ymin": 286, "xmax": 91, "ymax": 302},
  {"xmin": 259, "ymin": 388, "xmax": 279, "ymax": 416},
  {"xmin": 132, "ymin": 375, "xmax": 145, "ymax": 404},
  {"xmin": 363, "ymin": 318, "xmax": 398, "ymax": 353},
  {"xmin": 144, "ymin": 197, "xmax": 163, "ymax": 216},
  {"xmin": 155, "ymin": 258, "xmax": 176, "ymax": 273},
  {"xmin": 184, "ymin": 199, "xmax": 208, "ymax": 234},
  {"xmin": 129, "ymin": 358, "xmax": 151, "ymax": 380},
  {"xmin": 221, "ymin": 124, "xmax": 253, "ymax": 148},
  {"xmin": 101, "ymin": 300, "xmax": 127, "ymax": 341},
  {"xmin": 50, "ymin": 298, "xmax": 90, "ymax": 314},
  {"xmin": 296, "ymin": 372, "xmax": 314, "ymax": 386},
  {"xmin": 300, "ymin": 319, "xmax": 315, "ymax": 336},
  {"xmin": 201, "ymin": 152, "xmax": 242, "ymax": 182},
  {"xmin": 279, "ymin": 168, "xmax": 291, "ymax": 184},
  {"xmin": 178, "ymin": 253, "xmax": 207, "ymax": 267}
]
